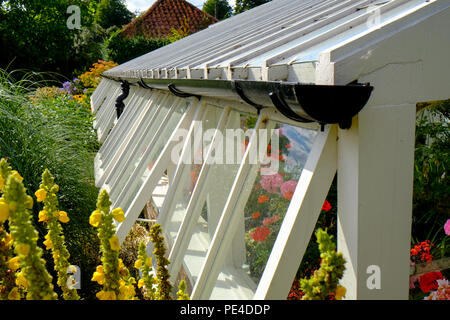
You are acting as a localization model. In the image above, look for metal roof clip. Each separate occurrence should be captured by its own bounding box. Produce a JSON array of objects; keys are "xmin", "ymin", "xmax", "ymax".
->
[{"xmin": 168, "ymin": 83, "xmax": 201, "ymax": 100}]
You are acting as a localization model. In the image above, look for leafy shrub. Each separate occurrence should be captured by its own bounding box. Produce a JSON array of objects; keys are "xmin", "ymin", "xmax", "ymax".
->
[{"xmin": 104, "ymin": 31, "xmax": 168, "ymax": 64}]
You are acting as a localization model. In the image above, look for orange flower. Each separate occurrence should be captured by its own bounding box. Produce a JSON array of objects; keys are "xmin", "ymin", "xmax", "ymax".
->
[
  {"xmin": 251, "ymin": 212, "xmax": 260, "ymax": 219},
  {"xmin": 257, "ymin": 195, "xmax": 269, "ymax": 203}
]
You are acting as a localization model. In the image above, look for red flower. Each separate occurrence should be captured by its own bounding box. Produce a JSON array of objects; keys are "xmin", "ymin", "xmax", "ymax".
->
[
  {"xmin": 419, "ymin": 271, "xmax": 443, "ymax": 293},
  {"xmin": 285, "ymin": 144, "xmax": 292, "ymax": 149},
  {"xmin": 410, "ymin": 240, "xmax": 434, "ymax": 263},
  {"xmin": 257, "ymin": 195, "xmax": 269, "ymax": 203},
  {"xmin": 322, "ymin": 201, "xmax": 332, "ymax": 212},
  {"xmin": 250, "ymin": 226, "xmax": 271, "ymax": 241}
]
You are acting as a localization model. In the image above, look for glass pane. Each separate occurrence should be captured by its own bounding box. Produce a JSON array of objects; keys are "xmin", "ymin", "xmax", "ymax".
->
[
  {"xmin": 172, "ymin": 112, "xmax": 258, "ymax": 296},
  {"xmin": 208, "ymin": 122, "xmax": 318, "ymax": 299},
  {"xmin": 102, "ymin": 91, "xmax": 148, "ymax": 168},
  {"xmin": 109, "ymin": 95, "xmax": 176, "ymax": 200},
  {"xmin": 120, "ymin": 100, "xmax": 190, "ymax": 211},
  {"xmin": 104, "ymin": 93, "xmax": 166, "ymax": 189},
  {"xmin": 164, "ymin": 104, "xmax": 224, "ymax": 244}
]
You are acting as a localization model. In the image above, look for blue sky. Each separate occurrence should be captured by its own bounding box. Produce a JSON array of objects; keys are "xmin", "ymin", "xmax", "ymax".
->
[{"xmin": 125, "ymin": 0, "xmax": 236, "ymax": 13}]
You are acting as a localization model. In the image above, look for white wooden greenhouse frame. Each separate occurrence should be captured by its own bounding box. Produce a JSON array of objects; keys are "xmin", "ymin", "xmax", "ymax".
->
[{"xmin": 91, "ymin": 0, "xmax": 450, "ymax": 300}]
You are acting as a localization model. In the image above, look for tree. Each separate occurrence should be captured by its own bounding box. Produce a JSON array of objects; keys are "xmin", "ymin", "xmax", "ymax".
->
[
  {"xmin": 95, "ymin": 0, "xmax": 133, "ymax": 29},
  {"xmin": 234, "ymin": 0, "xmax": 271, "ymax": 14},
  {"xmin": 0, "ymin": 0, "xmax": 93, "ymax": 77},
  {"xmin": 202, "ymin": 0, "xmax": 232, "ymax": 20}
]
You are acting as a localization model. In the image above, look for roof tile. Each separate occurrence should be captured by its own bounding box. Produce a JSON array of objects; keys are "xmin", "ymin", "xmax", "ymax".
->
[{"xmin": 121, "ymin": 0, "xmax": 218, "ymax": 39}]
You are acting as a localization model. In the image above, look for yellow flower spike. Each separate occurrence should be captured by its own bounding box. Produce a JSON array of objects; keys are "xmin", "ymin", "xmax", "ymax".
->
[
  {"xmin": 8, "ymin": 287, "xmax": 21, "ymax": 300},
  {"xmin": 10, "ymin": 171, "xmax": 23, "ymax": 182},
  {"xmin": 335, "ymin": 285, "xmax": 346, "ymax": 300},
  {"xmin": 8, "ymin": 201, "xmax": 17, "ymax": 212},
  {"xmin": 34, "ymin": 189, "xmax": 47, "ymax": 202},
  {"xmin": 109, "ymin": 235, "xmax": 120, "ymax": 251},
  {"xmin": 15, "ymin": 243, "xmax": 30, "ymax": 256},
  {"xmin": 137, "ymin": 278, "xmax": 145, "ymax": 289},
  {"xmin": 134, "ymin": 259, "xmax": 143, "ymax": 269},
  {"xmin": 145, "ymin": 257, "xmax": 152, "ymax": 267},
  {"xmin": 43, "ymin": 235, "xmax": 53, "ymax": 250},
  {"xmin": 38, "ymin": 210, "xmax": 48, "ymax": 222},
  {"xmin": 3, "ymin": 233, "xmax": 13, "ymax": 247},
  {"xmin": 25, "ymin": 196, "xmax": 33, "ymax": 209},
  {"xmin": 0, "ymin": 201, "xmax": 9, "ymax": 222},
  {"xmin": 111, "ymin": 208, "xmax": 125, "ymax": 223},
  {"xmin": 0, "ymin": 175, "xmax": 4, "ymax": 190},
  {"xmin": 8, "ymin": 256, "xmax": 20, "ymax": 272},
  {"xmin": 15, "ymin": 272, "xmax": 28, "ymax": 288},
  {"xmin": 96, "ymin": 265, "xmax": 104, "ymax": 273},
  {"xmin": 91, "ymin": 271, "xmax": 105, "ymax": 285},
  {"xmin": 96, "ymin": 290, "xmax": 117, "ymax": 300},
  {"xmin": 89, "ymin": 210, "xmax": 102, "ymax": 227},
  {"xmin": 58, "ymin": 211, "xmax": 70, "ymax": 223}
]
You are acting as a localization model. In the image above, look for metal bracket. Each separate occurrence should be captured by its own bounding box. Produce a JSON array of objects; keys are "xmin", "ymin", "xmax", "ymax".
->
[
  {"xmin": 233, "ymin": 81, "xmax": 264, "ymax": 115},
  {"xmin": 269, "ymin": 90, "xmax": 313, "ymax": 123},
  {"xmin": 138, "ymin": 78, "xmax": 153, "ymax": 90},
  {"xmin": 168, "ymin": 83, "xmax": 201, "ymax": 100},
  {"xmin": 115, "ymin": 81, "xmax": 130, "ymax": 118}
]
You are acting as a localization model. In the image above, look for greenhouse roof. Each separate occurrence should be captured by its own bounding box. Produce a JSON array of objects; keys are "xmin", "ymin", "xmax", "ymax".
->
[{"xmin": 104, "ymin": 0, "xmax": 445, "ymax": 84}]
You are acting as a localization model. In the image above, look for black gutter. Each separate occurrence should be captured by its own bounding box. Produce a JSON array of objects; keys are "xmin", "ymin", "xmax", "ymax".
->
[{"xmin": 103, "ymin": 75, "xmax": 373, "ymax": 129}]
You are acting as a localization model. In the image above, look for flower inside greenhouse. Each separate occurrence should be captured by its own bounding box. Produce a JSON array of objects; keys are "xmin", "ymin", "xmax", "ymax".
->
[{"xmin": 0, "ymin": 0, "xmax": 449, "ymax": 303}]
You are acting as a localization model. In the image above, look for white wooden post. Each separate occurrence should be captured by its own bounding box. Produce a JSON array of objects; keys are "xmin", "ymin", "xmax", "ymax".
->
[{"xmin": 337, "ymin": 104, "xmax": 416, "ymax": 299}]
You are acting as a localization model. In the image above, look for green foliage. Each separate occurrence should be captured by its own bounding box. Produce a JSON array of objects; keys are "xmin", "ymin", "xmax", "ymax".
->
[
  {"xmin": 105, "ymin": 31, "xmax": 169, "ymax": 64},
  {"xmin": 73, "ymin": 23, "xmax": 114, "ymax": 72},
  {"xmin": 412, "ymin": 100, "xmax": 449, "ymax": 256},
  {"xmin": 234, "ymin": 0, "xmax": 271, "ymax": 14},
  {"xmin": 202, "ymin": 0, "xmax": 233, "ymax": 20},
  {"xmin": 0, "ymin": 0, "xmax": 93, "ymax": 77},
  {"xmin": 95, "ymin": 0, "xmax": 133, "ymax": 29},
  {"xmin": 0, "ymin": 69, "xmax": 100, "ymax": 298}
]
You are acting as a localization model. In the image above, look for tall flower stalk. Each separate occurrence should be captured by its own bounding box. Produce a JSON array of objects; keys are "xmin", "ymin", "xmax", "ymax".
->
[
  {"xmin": 0, "ymin": 160, "xmax": 57, "ymax": 300},
  {"xmin": 135, "ymin": 242, "xmax": 156, "ymax": 300},
  {"xmin": 149, "ymin": 223, "xmax": 173, "ymax": 300},
  {"xmin": 300, "ymin": 228, "xmax": 346, "ymax": 300},
  {"xmin": 36, "ymin": 169, "xmax": 79, "ymax": 300},
  {"xmin": 90, "ymin": 189, "xmax": 136, "ymax": 300},
  {"xmin": 0, "ymin": 159, "xmax": 18, "ymax": 300}
]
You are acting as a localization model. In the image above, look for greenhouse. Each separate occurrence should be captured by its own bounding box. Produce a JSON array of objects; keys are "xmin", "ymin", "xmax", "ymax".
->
[{"xmin": 89, "ymin": 0, "xmax": 450, "ymax": 300}]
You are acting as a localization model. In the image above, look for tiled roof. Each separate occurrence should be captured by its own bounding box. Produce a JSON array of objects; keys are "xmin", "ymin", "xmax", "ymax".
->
[{"xmin": 121, "ymin": 0, "xmax": 218, "ymax": 39}]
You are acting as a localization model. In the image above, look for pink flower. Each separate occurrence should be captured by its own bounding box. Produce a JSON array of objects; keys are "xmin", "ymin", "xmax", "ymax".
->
[
  {"xmin": 263, "ymin": 215, "xmax": 279, "ymax": 226},
  {"xmin": 444, "ymin": 219, "xmax": 450, "ymax": 236},
  {"xmin": 424, "ymin": 279, "xmax": 450, "ymax": 300},
  {"xmin": 260, "ymin": 173, "xmax": 283, "ymax": 194},
  {"xmin": 280, "ymin": 180, "xmax": 297, "ymax": 200}
]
